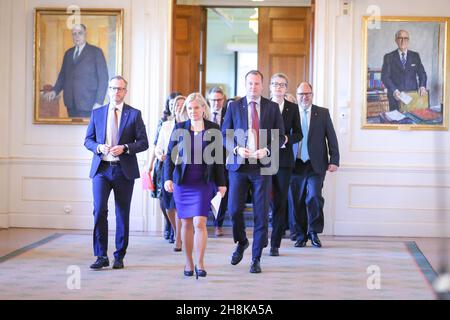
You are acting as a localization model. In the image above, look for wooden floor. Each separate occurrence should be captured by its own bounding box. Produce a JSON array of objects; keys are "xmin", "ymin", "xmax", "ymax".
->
[{"xmin": 1, "ymin": 227, "xmax": 448, "ymax": 276}]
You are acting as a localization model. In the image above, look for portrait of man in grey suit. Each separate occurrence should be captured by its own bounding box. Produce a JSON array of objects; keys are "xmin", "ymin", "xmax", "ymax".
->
[{"xmin": 44, "ymin": 24, "xmax": 109, "ymax": 118}]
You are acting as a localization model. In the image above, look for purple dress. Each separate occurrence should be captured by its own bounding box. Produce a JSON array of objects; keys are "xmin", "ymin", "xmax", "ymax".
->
[{"xmin": 173, "ymin": 130, "xmax": 215, "ymax": 218}]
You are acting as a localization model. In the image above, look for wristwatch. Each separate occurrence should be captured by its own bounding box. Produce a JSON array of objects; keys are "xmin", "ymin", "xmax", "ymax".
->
[{"xmin": 123, "ymin": 144, "xmax": 129, "ymax": 153}]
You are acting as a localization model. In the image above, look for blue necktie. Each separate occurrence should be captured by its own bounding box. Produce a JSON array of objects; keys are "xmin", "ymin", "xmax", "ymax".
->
[
  {"xmin": 401, "ymin": 52, "xmax": 406, "ymax": 69},
  {"xmin": 300, "ymin": 109, "xmax": 309, "ymax": 162},
  {"xmin": 213, "ymin": 112, "xmax": 219, "ymax": 125}
]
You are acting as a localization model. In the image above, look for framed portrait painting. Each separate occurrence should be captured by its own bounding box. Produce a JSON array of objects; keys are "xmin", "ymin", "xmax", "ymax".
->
[
  {"xmin": 34, "ymin": 8, "xmax": 123, "ymax": 124},
  {"xmin": 362, "ymin": 16, "xmax": 450, "ymax": 130}
]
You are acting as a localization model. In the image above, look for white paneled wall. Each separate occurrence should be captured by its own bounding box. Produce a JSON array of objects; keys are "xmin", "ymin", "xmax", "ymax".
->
[
  {"xmin": 0, "ymin": 0, "xmax": 171, "ymax": 231},
  {"xmin": 1, "ymin": 0, "xmax": 449, "ymax": 237},
  {"xmin": 315, "ymin": 0, "xmax": 450, "ymax": 237}
]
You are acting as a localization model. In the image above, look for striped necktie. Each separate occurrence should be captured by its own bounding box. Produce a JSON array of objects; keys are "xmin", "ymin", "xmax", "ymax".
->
[
  {"xmin": 249, "ymin": 101, "xmax": 259, "ymax": 150},
  {"xmin": 401, "ymin": 52, "xmax": 406, "ymax": 69}
]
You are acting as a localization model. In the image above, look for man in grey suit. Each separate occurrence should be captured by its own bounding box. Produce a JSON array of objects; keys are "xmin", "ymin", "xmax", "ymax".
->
[
  {"xmin": 289, "ymin": 82, "xmax": 339, "ymax": 248},
  {"xmin": 44, "ymin": 24, "xmax": 109, "ymax": 118}
]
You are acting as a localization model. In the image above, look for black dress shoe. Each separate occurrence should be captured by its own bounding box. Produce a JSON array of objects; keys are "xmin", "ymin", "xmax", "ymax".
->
[
  {"xmin": 294, "ymin": 239, "xmax": 307, "ymax": 247},
  {"xmin": 231, "ymin": 240, "xmax": 249, "ymax": 265},
  {"xmin": 195, "ymin": 265, "xmax": 207, "ymax": 279},
  {"xmin": 249, "ymin": 259, "xmax": 262, "ymax": 273},
  {"xmin": 309, "ymin": 233, "xmax": 322, "ymax": 248},
  {"xmin": 269, "ymin": 247, "xmax": 279, "ymax": 256},
  {"xmin": 112, "ymin": 259, "xmax": 124, "ymax": 269},
  {"xmin": 90, "ymin": 257, "xmax": 109, "ymax": 270},
  {"xmin": 184, "ymin": 268, "xmax": 194, "ymax": 277}
]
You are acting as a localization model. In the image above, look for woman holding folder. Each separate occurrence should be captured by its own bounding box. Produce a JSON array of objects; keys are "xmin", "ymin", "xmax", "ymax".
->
[{"xmin": 164, "ymin": 93, "xmax": 227, "ymax": 279}]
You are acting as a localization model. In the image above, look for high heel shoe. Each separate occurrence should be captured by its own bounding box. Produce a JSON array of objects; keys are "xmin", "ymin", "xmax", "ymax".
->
[
  {"xmin": 184, "ymin": 267, "xmax": 194, "ymax": 277},
  {"xmin": 194, "ymin": 265, "xmax": 207, "ymax": 279}
]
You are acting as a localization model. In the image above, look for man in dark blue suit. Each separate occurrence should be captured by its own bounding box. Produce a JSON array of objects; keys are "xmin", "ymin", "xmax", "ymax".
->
[
  {"xmin": 222, "ymin": 70, "xmax": 285, "ymax": 273},
  {"xmin": 268, "ymin": 73, "xmax": 302, "ymax": 257},
  {"xmin": 85, "ymin": 76, "xmax": 149, "ymax": 270},
  {"xmin": 381, "ymin": 29, "xmax": 427, "ymax": 111},
  {"xmin": 44, "ymin": 24, "xmax": 109, "ymax": 118},
  {"xmin": 290, "ymin": 82, "xmax": 339, "ymax": 249}
]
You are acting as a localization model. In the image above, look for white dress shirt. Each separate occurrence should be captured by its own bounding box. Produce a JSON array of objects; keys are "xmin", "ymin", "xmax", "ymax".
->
[
  {"xmin": 210, "ymin": 108, "xmax": 223, "ymax": 126},
  {"xmin": 73, "ymin": 42, "xmax": 87, "ymax": 59}
]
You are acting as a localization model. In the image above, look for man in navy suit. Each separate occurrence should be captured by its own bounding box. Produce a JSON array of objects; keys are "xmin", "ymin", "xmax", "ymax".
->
[
  {"xmin": 85, "ymin": 76, "xmax": 149, "ymax": 270},
  {"xmin": 381, "ymin": 29, "xmax": 427, "ymax": 111},
  {"xmin": 290, "ymin": 82, "xmax": 339, "ymax": 249},
  {"xmin": 207, "ymin": 86, "xmax": 228, "ymax": 237},
  {"xmin": 44, "ymin": 24, "xmax": 109, "ymax": 118},
  {"xmin": 268, "ymin": 73, "xmax": 302, "ymax": 257},
  {"xmin": 222, "ymin": 70, "xmax": 285, "ymax": 273}
]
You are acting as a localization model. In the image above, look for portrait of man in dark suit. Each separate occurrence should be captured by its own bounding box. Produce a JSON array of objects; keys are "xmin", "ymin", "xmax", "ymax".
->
[
  {"xmin": 381, "ymin": 29, "xmax": 427, "ymax": 111},
  {"xmin": 44, "ymin": 24, "xmax": 109, "ymax": 118}
]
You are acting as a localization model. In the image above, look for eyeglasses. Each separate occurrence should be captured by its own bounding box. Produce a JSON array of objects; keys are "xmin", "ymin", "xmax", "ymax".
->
[
  {"xmin": 109, "ymin": 87, "xmax": 127, "ymax": 92},
  {"xmin": 72, "ymin": 31, "xmax": 85, "ymax": 36},
  {"xmin": 209, "ymin": 98, "xmax": 223, "ymax": 102},
  {"xmin": 271, "ymin": 82, "xmax": 287, "ymax": 88},
  {"xmin": 397, "ymin": 37, "xmax": 409, "ymax": 41},
  {"xmin": 296, "ymin": 92, "xmax": 312, "ymax": 96}
]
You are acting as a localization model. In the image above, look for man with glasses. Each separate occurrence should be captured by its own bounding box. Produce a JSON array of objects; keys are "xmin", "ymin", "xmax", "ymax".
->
[
  {"xmin": 85, "ymin": 76, "xmax": 149, "ymax": 270},
  {"xmin": 268, "ymin": 73, "xmax": 302, "ymax": 257},
  {"xmin": 381, "ymin": 29, "xmax": 427, "ymax": 111},
  {"xmin": 289, "ymin": 82, "xmax": 339, "ymax": 249},
  {"xmin": 44, "ymin": 24, "xmax": 109, "ymax": 118},
  {"xmin": 207, "ymin": 87, "xmax": 228, "ymax": 237}
]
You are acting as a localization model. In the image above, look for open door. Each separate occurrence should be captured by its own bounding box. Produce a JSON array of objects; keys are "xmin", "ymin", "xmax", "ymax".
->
[
  {"xmin": 258, "ymin": 7, "xmax": 312, "ymax": 96},
  {"xmin": 171, "ymin": 2, "xmax": 206, "ymax": 95}
]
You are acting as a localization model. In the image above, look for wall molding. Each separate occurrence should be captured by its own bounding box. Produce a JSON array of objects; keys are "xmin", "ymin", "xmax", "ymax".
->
[
  {"xmin": 8, "ymin": 213, "xmax": 144, "ymax": 231},
  {"xmin": 334, "ymin": 221, "xmax": 450, "ymax": 237}
]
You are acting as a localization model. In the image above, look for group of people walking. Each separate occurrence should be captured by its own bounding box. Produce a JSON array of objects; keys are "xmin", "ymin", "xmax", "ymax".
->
[{"xmin": 84, "ymin": 70, "xmax": 339, "ymax": 277}]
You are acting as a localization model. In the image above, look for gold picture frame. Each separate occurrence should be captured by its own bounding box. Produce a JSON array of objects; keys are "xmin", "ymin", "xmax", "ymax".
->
[
  {"xmin": 34, "ymin": 8, "xmax": 123, "ymax": 124},
  {"xmin": 362, "ymin": 16, "xmax": 450, "ymax": 130}
]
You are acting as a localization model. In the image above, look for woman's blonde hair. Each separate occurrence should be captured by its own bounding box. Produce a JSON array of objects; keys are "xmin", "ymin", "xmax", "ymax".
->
[{"xmin": 182, "ymin": 92, "xmax": 211, "ymax": 120}]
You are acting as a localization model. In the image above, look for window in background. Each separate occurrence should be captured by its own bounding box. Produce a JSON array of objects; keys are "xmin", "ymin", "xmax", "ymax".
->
[{"xmin": 206, "ymin": 8, "xmax": 257, "ymax": 99}]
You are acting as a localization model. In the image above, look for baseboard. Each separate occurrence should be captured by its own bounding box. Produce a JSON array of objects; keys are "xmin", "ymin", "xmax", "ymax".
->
[
  {"xmin": 0, "ymin": 213, "xmax": 9, "ymax": 228},
  {"xmin": 334, "ymin": 221, "xmax": 450, "ymax": 238}
]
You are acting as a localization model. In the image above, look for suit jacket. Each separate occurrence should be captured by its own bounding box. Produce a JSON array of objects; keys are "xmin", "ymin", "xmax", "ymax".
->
[
  {"xmin": 53, "ymin": 43, "xmax": 109, "ymax": 113},
  {"xmin": 84, "ymin": 103, "xmax": 149, "ymax": 180},
  {"xmin": 164, "ymin": 119, "xmax": 226, "ymax": 187},
  {"xmin": 381, "ymin": 50, "xmax": 427, "ymax": 108},
  {"xmin": 221, "ymin": 96, "xmax": 285, "ymax": 172},
  {"xmin": 293, "ymin": 105, "xmax": 339, "ymax": 175},
  {"xmin": 277, "ymin": 99, "xmax": 302, "ymax": 168}
]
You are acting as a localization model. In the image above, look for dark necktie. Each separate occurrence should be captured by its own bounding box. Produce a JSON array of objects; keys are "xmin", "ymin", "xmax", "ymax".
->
[
  {"xmin": 213, "ymin": 112, "xmax": 219, "ymax": 125},
  {"xmin": 401, "ymin": 52, "xmax": 406, "ymax": 69},
  {"xmin": 74, "ymin": 47, "xmax": 80, "ymax": 61},
  {"xmin": 250, "ymin": 101, "xmax": 259, "ymax": 150}
]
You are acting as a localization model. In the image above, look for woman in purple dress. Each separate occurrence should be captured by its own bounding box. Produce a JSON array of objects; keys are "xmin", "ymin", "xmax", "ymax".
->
[{"xmin": 164, "ymin": 93, "xmax": 227, "ymax": 279}]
